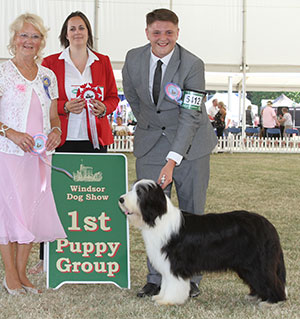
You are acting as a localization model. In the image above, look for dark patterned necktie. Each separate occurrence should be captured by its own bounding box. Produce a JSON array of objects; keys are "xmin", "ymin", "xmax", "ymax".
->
[{"xmin": 152, "ymin": 60, "xmax": 163, "ymax": 105}]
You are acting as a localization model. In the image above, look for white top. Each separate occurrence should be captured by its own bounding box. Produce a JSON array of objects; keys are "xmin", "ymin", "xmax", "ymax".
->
[
  {"xmin": 149, "ymin": 49, "xmax": 182, "ymax": 165},
  {"xmin": 58, "ymin": 47, "xmax": 99, "ymax": 140},
  {"xmin": 0, "ymin": 60, "xmax": 58, "ymax": 156},
  {"xmin": 113, "ymin": 124, "xmax": 130, "ymax": 134},
  {"xmin": 208, "ymin": 105, "xmax": 218, "ymax": 121},
  {"xmin": 283, "ymin": 112, "xmax": 292, "ymax": 126}
]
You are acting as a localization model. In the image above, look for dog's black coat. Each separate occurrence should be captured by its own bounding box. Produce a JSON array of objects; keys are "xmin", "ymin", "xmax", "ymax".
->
[{"xmin": 136, "ymin": 181, "xmax": 286, "ymax": 303}]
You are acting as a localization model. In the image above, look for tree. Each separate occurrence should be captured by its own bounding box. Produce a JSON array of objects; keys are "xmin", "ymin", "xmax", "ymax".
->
[{"xmin": 247, "ymin": 91, "xmax": 300, "ymax": 109}]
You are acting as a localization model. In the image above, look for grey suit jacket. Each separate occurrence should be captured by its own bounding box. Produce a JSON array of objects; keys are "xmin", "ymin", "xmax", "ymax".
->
[{"xmin": 122, "ymin": 43, "xmax": 217, "ymax": 161}]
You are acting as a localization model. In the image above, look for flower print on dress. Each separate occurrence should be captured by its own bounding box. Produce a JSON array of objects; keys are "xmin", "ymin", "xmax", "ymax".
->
[{"xmin": 16, "ymin": 84, "xmax": 26, "ymax": 93}]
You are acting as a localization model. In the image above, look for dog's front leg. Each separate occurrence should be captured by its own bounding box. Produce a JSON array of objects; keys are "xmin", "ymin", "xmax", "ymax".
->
[
  {"xmin": 154, "ymin": 274, "xmax": 190, "ymax": 305},
  {"xmin": 152, "ymin": 277, "xmax": 166, "ymax": 302}
]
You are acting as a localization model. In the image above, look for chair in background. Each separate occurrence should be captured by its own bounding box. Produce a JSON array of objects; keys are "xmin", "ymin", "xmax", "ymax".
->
[
  {"xmin": 227, "ymin": 127, "xmax": 242, "ymax": 135},
  {"xmin": 285, "ymin": 128, "xmax": 299, "ymax": 136},
  {"xmin": 245, "ymin": 127, "xmax": 260, "ymax": 137},
  {"xmin": 266, "ymin": 128, "xmax": 281, "ymax": 138}
]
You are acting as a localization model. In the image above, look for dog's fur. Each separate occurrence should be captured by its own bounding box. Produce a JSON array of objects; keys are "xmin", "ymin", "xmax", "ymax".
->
[{"xmin": 119, "ymin": 179, "xmax": 286, "ymax": 306}]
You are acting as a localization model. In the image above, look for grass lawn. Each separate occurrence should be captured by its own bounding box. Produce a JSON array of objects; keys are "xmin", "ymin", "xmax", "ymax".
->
[{"xmin": 0, "ymin": 152, "xmax": 299, "ymax": 319}]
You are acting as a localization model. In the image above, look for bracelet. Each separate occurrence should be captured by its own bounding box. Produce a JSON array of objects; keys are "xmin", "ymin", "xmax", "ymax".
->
[
  {"xmin": 97, "ymin": 105, "xmax": 107, "ymax": 119},
  {"xmin": 0, "ymin": 124, "xmax": 9, "ymax": 138},
  {"xmin": 64, "ymin": 103, "xmax": 70, "ymax": 114},
  {"xmin": 50, "ymin": 126, "xmax": 62, "ymax": 135}
]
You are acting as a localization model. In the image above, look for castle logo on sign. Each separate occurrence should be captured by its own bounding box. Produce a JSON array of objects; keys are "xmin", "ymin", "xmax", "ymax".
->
[{"xmin": 73, "ymin": 164, "xmax": 103, "ymax": 182}]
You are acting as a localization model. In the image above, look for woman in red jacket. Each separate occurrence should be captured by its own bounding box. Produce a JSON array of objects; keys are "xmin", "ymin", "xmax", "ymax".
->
[
  {"xmin": 42, "ymin": 11, "xmax": 119, "ymax": 153},
  {"xmin": 29, "ymin": 11, "xmax": 119, "ymax": 274}
]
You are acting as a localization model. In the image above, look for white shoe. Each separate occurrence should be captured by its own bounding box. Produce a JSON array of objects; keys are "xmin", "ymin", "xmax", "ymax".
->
[
  {"xmin": 22, "ymin": 285, "xmax": 42, "ymax": 294},
  {"xmin": 3, "ymin": 277, "xmax": 26, "ymax": 295}
]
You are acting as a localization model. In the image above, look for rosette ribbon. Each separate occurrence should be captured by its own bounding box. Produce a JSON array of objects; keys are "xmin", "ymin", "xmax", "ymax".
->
[
  {"xmin": 31, "ymin": 134, "xmax": 74, "ymax": 183},
  {"xmin": 77, "ymin": 83, "xmax": 104, "ymax": 149}
]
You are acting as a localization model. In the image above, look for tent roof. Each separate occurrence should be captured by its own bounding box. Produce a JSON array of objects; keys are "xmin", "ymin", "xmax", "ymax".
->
[
  {"xmin": 272, "ymin": 94, "xmax": 300, "ymax": 107},
  {"xmin": 1, "ymin": 0, "xmax": 300, "ymax": 92}
]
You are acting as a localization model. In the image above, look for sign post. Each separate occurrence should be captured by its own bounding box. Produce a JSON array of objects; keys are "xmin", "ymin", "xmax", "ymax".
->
[{"xmin": 47, "ymin": 153, "xmax": 130, "ymax": 289}]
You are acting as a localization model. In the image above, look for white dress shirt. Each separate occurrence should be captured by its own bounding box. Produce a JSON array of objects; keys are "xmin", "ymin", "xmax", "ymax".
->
[
  {"xmin": 149, "ymin": 49, "xmax": 183, "ymax": 165},
  {"xmin": 59, "ymin": 47, "xmax": 99, "ymax": 140}
]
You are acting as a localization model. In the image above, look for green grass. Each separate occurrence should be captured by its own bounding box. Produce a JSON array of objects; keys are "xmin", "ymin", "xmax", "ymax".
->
[{"xmin": 1, "ymin": 153, "xmax": 299, "ymax": 319}]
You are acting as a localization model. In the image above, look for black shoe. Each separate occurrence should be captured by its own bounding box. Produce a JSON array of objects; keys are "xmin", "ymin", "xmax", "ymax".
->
[
  {"xmin": 189, "ymin": 282, "xmax": 201, "ymax": 298},
  {"xmin": 137, "ymin": 283, "xmax": 160, "ymax": 298}
]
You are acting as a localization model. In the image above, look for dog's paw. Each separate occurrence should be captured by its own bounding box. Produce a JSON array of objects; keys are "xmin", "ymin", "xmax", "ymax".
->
[
  {"xmin": 155, "ymin": 299, "xmax": 176, "ymax": 306},
  {"xmin": 152, "ymin": 294, "xmax": 163, "ymax": 301}
]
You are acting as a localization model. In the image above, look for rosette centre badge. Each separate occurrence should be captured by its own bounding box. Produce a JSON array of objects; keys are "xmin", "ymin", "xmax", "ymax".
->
[
  {"xmin": 77, "ymin": 83, "xmax": 104, "ymax": 106},
  {"xmin": 32, "ymin": 134, "xmax": 47, "ymax": 154},
  {"xmin": 165, "ymin": 83, "xmax": 182, "ymax": 103}
]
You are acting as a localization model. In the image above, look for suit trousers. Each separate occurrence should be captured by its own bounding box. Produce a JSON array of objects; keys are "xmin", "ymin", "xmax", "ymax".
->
[{"xmin": 135, "ymin": 135, "xmax": 210, "ymax": 285}]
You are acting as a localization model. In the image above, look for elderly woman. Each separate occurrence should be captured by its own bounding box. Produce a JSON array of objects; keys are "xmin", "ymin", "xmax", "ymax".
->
[{"xmin": 0, "ymin": 13, "xmax": 66, "ymax": 295}]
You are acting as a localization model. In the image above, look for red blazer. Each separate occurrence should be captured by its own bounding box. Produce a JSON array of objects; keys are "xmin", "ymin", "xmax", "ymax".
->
[{"xmin": 42, "ymin": 51, "xmax": 119, "ymax": 146}]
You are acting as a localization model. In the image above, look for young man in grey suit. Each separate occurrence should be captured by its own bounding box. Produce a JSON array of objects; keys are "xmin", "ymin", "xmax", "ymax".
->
[{"xmin": 122, "ymin": 8, "xmax": 217, "ymax": 298}]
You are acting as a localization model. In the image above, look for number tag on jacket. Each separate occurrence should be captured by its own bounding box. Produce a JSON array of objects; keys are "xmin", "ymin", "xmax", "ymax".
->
[
  {"xmin": 181, "ymin": 90, "xmax": 205, "ymax": 112},
  {"xmin": 165, "ymin": 83, "xmax": 206, "ymax": 112}
]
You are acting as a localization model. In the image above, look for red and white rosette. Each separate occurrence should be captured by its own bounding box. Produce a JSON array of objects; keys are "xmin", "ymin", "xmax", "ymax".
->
[{"xmin": 77, "ymin": 83, "xmax": 104, "ymax": 149}]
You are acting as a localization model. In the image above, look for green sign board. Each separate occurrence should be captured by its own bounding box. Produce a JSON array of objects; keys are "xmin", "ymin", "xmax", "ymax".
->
[{"xmin": 47, "ymin": 153, "xmax": 130, "ymax": 289}]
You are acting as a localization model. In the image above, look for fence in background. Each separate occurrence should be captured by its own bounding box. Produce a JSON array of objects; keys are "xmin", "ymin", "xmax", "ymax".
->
[{"xmin": 108, "ymin": 135, "xmax": 300, "ymax": 154}]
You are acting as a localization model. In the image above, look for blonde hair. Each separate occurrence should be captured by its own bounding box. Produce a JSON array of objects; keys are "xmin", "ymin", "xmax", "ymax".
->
[
  {"xmin": 218, "ymin": 101, "xmax": 227, "ymax": 119},
  {"xmin": 8, "ymin": 13, "xmax": 48, "ymax": 62},
  {"xmin": 218, "ymin": 101, "xmax": 226, "ymax": 110}
]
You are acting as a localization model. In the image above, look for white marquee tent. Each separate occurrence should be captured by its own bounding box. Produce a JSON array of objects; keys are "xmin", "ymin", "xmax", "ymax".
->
[{"xmin": 1, "ymin": 0, "xmax": 300, "ymax": 93}]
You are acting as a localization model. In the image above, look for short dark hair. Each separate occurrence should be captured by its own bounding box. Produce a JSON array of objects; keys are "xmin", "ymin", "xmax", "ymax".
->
[
  {"xmin": 146, "ymin": 8, "xmax": 179, "ymax": 26},
  {"xmin": 59, "ymin": 11, "xmax": 93, "ymax": 49}
]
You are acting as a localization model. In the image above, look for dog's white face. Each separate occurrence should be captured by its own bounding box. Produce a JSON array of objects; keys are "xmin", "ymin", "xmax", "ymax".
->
[
  {"xmin": 119, "ymin": 180, "xmax": 145, "ymax": 228},
  {"xmin": 118, "ymin": 179, "xmax": 167, "ymax": 229}
]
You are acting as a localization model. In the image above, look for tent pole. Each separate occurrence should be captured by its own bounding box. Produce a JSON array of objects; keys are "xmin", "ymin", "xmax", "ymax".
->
[
  {"xmin": 228, "ymin": 76, "xmax": 233, "ymax": 126},
  {"xmin": 94, "ymin": 0, "xmax": 99, "ymax": 51},
  {"xmin": 241, "ymin": 0, "xmax": 247, "ymax": 137}
]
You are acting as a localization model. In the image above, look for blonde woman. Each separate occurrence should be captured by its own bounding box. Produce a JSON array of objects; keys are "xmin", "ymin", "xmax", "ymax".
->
[
  {"xmin": 0, "ymin": 13, "xmax": 66, "ymax": 295},
  {"xmin": 215, "ymin": 101, "xmax": 227, "ymax": 137}
]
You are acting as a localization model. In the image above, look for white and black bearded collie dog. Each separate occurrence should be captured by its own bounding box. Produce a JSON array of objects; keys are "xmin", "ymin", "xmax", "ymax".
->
[{"xmin": 118, "ymin": 179, "xmax": 287, "ymax": 306}]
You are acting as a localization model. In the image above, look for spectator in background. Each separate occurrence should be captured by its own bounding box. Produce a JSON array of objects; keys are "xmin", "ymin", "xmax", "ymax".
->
[
  {"xmin": 214, "ymin": 101, "xmax": 227, "ymax": 137},
  {"xmin": 246, "ymin": 105, "xmax": 253, "ymax": 126},
  {"xmin": 208, "ymin": 98, "xmax": 218, "ymax": 127},
  {"xmin": 113, "ymin": 116, "xmax": 132, "ymax": 136},
  {"xmin": 254, "ymin": 113, "xmax": 260, "ymax": 127},
  {"xmin": 262, "ymin": 101, "xmax": 279, "ymax": 137},
  {"xmin": 223, "ymin": 108, "xmax": 232, "ymax": 137},
  {"xmin": 278, "ymin": 107, "xmax": 293, "ymax": 136}
]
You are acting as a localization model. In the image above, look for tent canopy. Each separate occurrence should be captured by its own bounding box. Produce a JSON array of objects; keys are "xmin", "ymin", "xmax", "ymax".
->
[{"xmin": 272, "ymin": 94, "xmax": 300, "ymax": 107}]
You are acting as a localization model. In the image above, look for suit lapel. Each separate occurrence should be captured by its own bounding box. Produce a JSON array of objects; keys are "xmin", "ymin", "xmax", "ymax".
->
[{"xmin": 157, "ymin": 45, "xmax": 181, "ymax": 107}]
